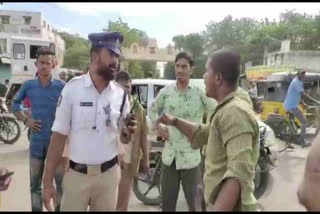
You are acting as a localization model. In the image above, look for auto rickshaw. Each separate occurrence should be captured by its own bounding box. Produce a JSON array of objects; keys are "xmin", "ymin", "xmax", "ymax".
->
[{"xmin": 256, "ymin": 71, "xmax": 320, "ymax": 136}]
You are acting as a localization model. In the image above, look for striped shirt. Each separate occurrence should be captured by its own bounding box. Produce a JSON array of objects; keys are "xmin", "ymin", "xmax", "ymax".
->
[{"xmin": 12, "ymin": 77, "xmax": 65, "ymax": 159}]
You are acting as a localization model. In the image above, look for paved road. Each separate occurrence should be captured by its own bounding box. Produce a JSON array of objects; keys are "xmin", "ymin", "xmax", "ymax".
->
[{"xmin": 0, "ymin": 129, "xmax": 313, "ymax": 211}]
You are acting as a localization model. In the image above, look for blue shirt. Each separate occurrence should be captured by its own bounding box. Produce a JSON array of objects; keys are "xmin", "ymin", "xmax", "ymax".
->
[
  {"xmin": 284, "ymin": 77, "xmax": 304, "ymax": 111},
  {"xmin": 12, "ymin": 77, "xmax": 65, "ymax": 159}
]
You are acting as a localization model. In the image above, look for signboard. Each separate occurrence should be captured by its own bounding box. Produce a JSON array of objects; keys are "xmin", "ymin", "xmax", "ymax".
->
[
  {"xmin": 246, "ymin": 65, "xmax": 296, "ymax": 81},
  {"xmin": 21, "ymin": 28, "xmax": 40, "ymax": 34}
]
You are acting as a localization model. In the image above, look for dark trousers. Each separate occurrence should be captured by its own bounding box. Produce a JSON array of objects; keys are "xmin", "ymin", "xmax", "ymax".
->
[
  {"xmin": 30, "ymin": 156, "xmax": 64, "ymax": 212},
  {"xmin": 200, "ymin": 155, "xmax": 206, "ymax": 211},
  {"xmin": 161, "ymin": 159, "xmax": 202, "ymax": 212}
]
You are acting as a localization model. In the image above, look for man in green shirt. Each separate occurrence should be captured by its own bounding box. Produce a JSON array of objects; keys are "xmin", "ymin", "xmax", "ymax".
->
[
  {"xmin": 156, "ymin": 49, "xmax": 259, "ymax": 211},
  {"xmin": 149, "ymin": 52, "xmax": 216, "ymax": 211}
]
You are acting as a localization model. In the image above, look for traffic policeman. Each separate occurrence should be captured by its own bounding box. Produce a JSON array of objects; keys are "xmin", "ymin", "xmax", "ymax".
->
[{"xmin": 42, "ymin": 32, "xmax": 137, "ymax": 211}]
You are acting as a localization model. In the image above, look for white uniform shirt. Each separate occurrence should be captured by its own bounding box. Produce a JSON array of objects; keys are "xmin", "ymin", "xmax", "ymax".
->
[{"xmin": 52, "ymin": 73, "xmax": 130, "ymax": 165}]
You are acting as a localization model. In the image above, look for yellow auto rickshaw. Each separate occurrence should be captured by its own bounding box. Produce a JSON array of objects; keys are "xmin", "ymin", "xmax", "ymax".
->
[{"xmin": 256, "ymin": 71, "xmax": 320, "ymax": 133}]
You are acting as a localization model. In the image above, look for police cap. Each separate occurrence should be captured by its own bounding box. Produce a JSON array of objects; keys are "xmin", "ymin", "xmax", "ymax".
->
[{"xmin": 88, "ymin": 32, "xmax": 124, "ymax": 56}]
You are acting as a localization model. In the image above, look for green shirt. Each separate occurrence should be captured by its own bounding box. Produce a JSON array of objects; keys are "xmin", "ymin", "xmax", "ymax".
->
[
  {"xmin": 192, "ymin": 88, "xmax": 259, "ymax": 211},
  {"xmin": 150, "ymin": 82, "xmax": 216, "ymax": 170}
]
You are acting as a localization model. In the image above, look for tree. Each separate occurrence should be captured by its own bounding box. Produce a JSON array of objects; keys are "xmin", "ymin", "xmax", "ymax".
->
[
  {"xmin": 128, "ymin": 61, "xmax": 144, "ymax": 78},
  {"xmin": 104, "ymin": 18, "xmax": 163, "ymax": 78},
  {"xmin": 172, "ymin": 33, "xmax": 207, "ymax": 78},
  {"xmin": 104, "ymin": 18, "xmax": 148, "ymax": 48},
  {"xmin": 141, "ymin": 61, "xmax": 157, "ymax": 78},
  {"xmin": 59, "ymin": 32, "xmax": 90, "ymax": 70},
  {"xmin": 173, "ymin": 33, "xmax": 205, "ymax": 59},
  {"xmin": 163, "ymin": 62, "xmax": 175, "ymax": 80},
  {"xmin": 63, "ymin": 44, "xmax": 90, "ymax": 71},
  {"xmin": 204, "ymin": 16, "xmax": 260, "ymax": 62}
]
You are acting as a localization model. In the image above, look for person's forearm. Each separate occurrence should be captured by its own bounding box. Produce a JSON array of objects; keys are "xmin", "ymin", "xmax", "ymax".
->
[
  {"xmin": 173, "ymin": 117, "xmax": 198, "ymax": 141},
  {"xmin": 210, "ymin": 178, "xmax": 241, "ymax": 211},
  {"xmin": 13, "ymin": 111, "xmax": 27, "ymax": 122},
  {"xmin": 43, "ymin": 132, "xmax": 67, "ymax": 187}
]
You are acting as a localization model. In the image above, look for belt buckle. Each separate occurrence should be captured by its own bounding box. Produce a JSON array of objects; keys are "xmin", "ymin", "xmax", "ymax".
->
[{"xmin": 87, "ymin": 165, "xmax": 101, "ymax": 176}]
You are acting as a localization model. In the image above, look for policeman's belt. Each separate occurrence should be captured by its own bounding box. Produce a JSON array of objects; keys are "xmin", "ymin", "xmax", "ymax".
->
[{"xmin": 69, "ymin": 156, "xmax": 118, "ymax": 174}]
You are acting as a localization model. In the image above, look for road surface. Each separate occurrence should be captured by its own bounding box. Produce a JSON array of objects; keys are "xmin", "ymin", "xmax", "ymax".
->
[{"xmin": 0, "ymin": 128, "xmax": 312, "ymax": 211}]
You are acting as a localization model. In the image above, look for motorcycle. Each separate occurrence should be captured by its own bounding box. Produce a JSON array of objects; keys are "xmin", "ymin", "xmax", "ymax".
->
[
  {"xmin": 253, "ymin": 125, "xmax": 276, "ymax": 199},
  {"xmin": 133, "ymin": 126, "xmax": 275, "ymax": 205},
  {"xmin": 0, "ymin": 97, "xmax": 21, "ymax": 144}
]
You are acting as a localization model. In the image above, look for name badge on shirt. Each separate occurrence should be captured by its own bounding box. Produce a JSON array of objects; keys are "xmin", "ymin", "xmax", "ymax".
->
[{"xmin": 80, "ymin": 102, "xmax": 93, "ymax": 107}]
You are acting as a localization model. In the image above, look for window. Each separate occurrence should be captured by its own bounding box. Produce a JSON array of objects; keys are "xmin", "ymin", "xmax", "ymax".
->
[
  {"xmin": 154, "ymin": 85, "xmax": 165, "ymax": 98},
  {"xmin": 47, "ymin": 24, "xmax": 50, "ymax": 31},
  {"xmin": 43, "ymin": 21, "xmax": 46, "ymax": 28},
  {"xmin": 13, "ymin": 44, "xmax": 25, "ymax": 60},
  {"xmin": 30, "ymin": 45, "xmax": 45, "ymax": 59},
  {"xmin": 256, "ymin": 82, "xmax": 266, "ymax": 98},
  {"xmin": 24, "ymin": 16, "xmax": 32, "ymax": 25},
  {"xmin": 1, "ymin": 16, "xmax": 10, "ymax": 24},
  {"xmin": 0, "ymin": 39, "xmax": 7, "ymax": 54},
  {"xmin": 133, "ymin": 85, "xmax": 148, "ymax": 109},
  {"xmin": 150, "ymin": 47, "xmax": 155, "ymax": 54}
]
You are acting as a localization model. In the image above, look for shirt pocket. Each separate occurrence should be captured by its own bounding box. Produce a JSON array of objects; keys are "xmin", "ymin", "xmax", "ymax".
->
[
  {"xmin": 110, "ymin": 109, "xmax": 121, "ymax": 131},
  {"xmin": 72, "ymin": 106, "xmax": 95, "ymax": 131}
]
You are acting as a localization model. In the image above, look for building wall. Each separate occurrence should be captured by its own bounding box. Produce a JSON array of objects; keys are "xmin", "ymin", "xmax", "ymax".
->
[
  {"xmin": 265, "ymin": 51, "xmax": 320, "ymax": 71},
  {"xmin": 0, "ymin": 10, "xmax": 65, "ymax": 66}
]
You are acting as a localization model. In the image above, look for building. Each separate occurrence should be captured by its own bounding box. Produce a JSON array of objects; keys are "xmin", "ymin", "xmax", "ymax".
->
[
  {"xmin": 246, "ymin": 40, "xmax": 320, "ymax": 73},
  {"xmin": 0, "ymin": 10, "xmax": 65, "ymax": 68}
]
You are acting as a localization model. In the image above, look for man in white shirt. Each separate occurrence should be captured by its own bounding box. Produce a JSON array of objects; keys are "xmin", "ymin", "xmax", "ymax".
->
[{"xmin": 42, "ymin": 32, "xmax": 137, "ymax": 211}]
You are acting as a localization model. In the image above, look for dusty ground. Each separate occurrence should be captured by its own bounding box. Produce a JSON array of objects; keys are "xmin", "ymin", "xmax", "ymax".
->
[{"xmin": 0, "ymin": 128, "xmax": 313, "ymax": 211}]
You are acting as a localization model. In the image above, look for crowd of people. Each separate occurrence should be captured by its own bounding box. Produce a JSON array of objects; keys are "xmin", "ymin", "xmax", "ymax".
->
[{"xmin": 0, "ymin": 30, "xmax": 320, "ymax": 211}]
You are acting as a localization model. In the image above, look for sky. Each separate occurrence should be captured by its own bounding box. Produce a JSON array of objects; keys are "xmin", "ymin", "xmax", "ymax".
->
[{"xmin": 1, "ymin": 3, "xmax": 320, "ymax": 48}]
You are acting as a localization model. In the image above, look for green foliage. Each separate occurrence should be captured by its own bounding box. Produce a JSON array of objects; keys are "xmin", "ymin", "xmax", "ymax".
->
[
  {"xmin": 104, "ymin": 18, "xmax": 160, "ymax": 78},
  {"xmin": 141, "ymin": 61, "xmax": 157, "ymax": 78},
  {"xmin": 63, "ymin": 44, "xmax": 90, "ymax": 71},
  {"xmin": 173, "ymin": 33, "xmax": 205, "ymax": 59},
  {"xmin": 128, "ymin": 61, "xmax": 144, "ymax": 78},
  {"xmin": 104, "ymin": 17, "xmax": 148, "ymax": 48},
  {"xmin": 59, "ymin": 32, "xmax": 90, "ymax": 70},
  {"xmin": 163, "ymin": 62, "xmax": 175, "ymax": 80},
  {"xmin": 200, "ymin": 10, "xmax": 320, "ymax": 67}
]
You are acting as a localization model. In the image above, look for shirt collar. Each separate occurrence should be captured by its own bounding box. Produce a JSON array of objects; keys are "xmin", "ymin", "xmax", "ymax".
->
[
  {"xmin": 84, "ymin": 72, "xmax": 115, "ymax": 91},
  {"xmin": 215, "ymin": 88, "xmax": 244, "ymax": 111},
  {"xmin": 174, "ymin": 81, "xmax": 191, "ymax": 92},
  {"xmin": 37, "ymin": 76, "xmax": 54, "ymax": 86},
  {"xmin": 84, "ymin": 72, "xmax": 93, "ymax": 87}
]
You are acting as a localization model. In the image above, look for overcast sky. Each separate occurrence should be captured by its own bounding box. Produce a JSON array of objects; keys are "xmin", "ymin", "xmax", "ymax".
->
[{"xmin": 1, "ymin": 3, "xmax": 320, "ymax": 48}]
